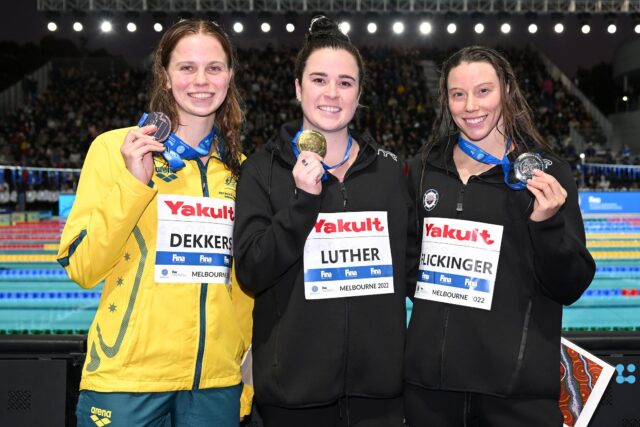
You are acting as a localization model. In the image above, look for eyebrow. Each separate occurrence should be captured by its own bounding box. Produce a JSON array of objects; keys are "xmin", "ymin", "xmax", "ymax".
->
[
  {"xmin": 309, "ymin": 71, "xmax": 356, "ymax": 81},
  {"xmin": 175, "ymin": 60, "xmax": 226, "ymax": 66},
  {"xmin": 448, "ymin": 82, "xmax": 495, "ymax": 91}
]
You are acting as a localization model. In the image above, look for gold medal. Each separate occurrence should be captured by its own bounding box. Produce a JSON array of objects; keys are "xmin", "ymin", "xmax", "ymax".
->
[{"xmin": 297, "ymin": 130, "xmax": 327, "ymax": 158}]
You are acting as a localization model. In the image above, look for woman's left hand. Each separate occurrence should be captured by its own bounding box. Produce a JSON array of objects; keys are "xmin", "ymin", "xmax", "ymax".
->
[{"xmin": 527, "ymin": 169, "xmax": 568, "ymax": 222}]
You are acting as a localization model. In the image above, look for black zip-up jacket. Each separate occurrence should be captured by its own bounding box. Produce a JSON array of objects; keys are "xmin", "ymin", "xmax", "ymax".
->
[
  {"xmin": 234, "ymin": 121, "xmax": 416, "ymax": 407},
  {"xmin": 405, "ymin": 137, "xmax": 595, "ymax": 399}
]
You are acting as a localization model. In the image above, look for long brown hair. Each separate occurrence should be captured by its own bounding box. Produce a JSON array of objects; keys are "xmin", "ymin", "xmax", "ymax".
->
[
  {"xmin": 424, "ymin": 46, "xmax": 549, "ymax": 162},
  {"xmin": 149, "ymin": 19, "xmax": 243, "ymax": 179}
]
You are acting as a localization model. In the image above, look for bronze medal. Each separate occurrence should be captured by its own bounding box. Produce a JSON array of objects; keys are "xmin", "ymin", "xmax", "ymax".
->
[{"xmin": 141, "ymin": 112, "xmax": 172, "ymax": 142}]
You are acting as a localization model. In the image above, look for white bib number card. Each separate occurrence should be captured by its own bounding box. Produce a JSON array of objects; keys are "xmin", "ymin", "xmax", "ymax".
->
[
  {"xmin": 155, "ymin": 194, "xmax": 234, "ymax": 284},
  {"xmin": 304, "ymin": 211, "xmax": 394, "ymax": 300},
  {"xmin": 415, "ymin": 217, "xmax": 503, "ymax": 310}
]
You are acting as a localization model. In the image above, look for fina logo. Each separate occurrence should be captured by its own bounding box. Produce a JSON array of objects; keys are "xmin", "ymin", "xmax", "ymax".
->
[
  {"xmin": 423, "ymin": 189, "xmax": 439, "ymax": 212},
  {"xmin": 588, "ymin": 195, "xmax": 602, "ymax": 204}
]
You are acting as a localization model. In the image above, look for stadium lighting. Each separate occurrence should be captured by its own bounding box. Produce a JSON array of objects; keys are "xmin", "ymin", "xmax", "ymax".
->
[
  {"xmin": 447, "ymin": 23, "xmax": 457, "ymax": 34},
  {"xmin": 392, "ymin": 21, "xmax": 405, "ymax": 34},
  {"xmin": 127, "ymin": 22, "xmax": 137, "ymax": 32},
  {"xmin": 233, "ymin": 22, "xmax": 243, "ymax": 33},
  {"xmin": 497, "ymin": 12, "xmax": 511, "ymax": 35},
  {"xmin": 578, "ymin": 13, "xmax": 591, "ymax": 36},
  {"xmin": 367, "ymin": 22, "xmax": 377, "ymax": 34},
  {"xmin": 623, "ymin": 95, "xmax": 629, "ymax": 102},
  {"xmin": 551, "ymin": 13, "xmax": 565, "ymax": 34},
  {"xmin": 525, "ymin": 12, "xmax": 538, "ymax": 34},
  {"xmin": 579, "ymin": 153, "xmax": 586, "ymax": 159},
  {"xmin": 261, "ymin": 22, "xmax": 271, "ymax": 33},
  {"xmin": 151, "ymin": 11, "xmax": 166, "ymax": 33},
  {"xmin": 605, "ymin": 14, "xmax": 617, "ymax": 35},
  {"xmin": 286, "ymin": 23, "xmax": 295, "ymax": 33},
  {"xmin": 47, "ymin": 22, "xmax": 58, "ymax": 32},
  {"xmin": 471, "ymin": 12, "xmax": 485, "ymax": 35},
  {"xmin": 339, "ymin": 21, "xmax": 351, "ymax": 35},
  {"xmin": 100, "ymin": 21, "xmax": 113, "ymax": 33},
  {"xmin": 636, "ymin": 24, "xmax": 640, "ymax": 33},
  {"xmin": 73, "ymin": 22, "xmax": 83, "ymax": 32},
  {"xmin": 419, "ymin": 21, "xmax": 432, "ymax": 35}
]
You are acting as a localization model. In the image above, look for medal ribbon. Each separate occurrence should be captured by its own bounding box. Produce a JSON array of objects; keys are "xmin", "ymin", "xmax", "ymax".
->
[
  {"xmin": 138, "ymin": 113, "xmax": 223, "ymax": 171},
  {"xmin": 292, "ymin": 128, "xmax": 353, "ymax": 182},
  {"xmin": 457, "ymin": 135, "xmax": 526, "ymax": 190}
]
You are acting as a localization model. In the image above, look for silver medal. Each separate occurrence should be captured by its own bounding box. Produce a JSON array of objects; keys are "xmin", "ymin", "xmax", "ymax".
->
[{"xmin": 514, "ymin": 152, "xmax": 547, "ymax": 183}]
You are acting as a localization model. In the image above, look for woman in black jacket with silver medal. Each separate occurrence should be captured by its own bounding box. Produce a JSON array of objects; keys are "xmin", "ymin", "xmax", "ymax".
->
[
  {"xmin": 405, "ymin": 46, "xmax": 595, "ymax": 426},
  {"xmin": 234, "ymin": 16, "xmax": 414, "ymax": 427}
]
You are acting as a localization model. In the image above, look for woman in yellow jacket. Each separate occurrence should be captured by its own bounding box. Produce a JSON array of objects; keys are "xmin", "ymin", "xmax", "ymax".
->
[{"xmin": 57, "ymin": 19, "xmax": 253, "ymax": 426}]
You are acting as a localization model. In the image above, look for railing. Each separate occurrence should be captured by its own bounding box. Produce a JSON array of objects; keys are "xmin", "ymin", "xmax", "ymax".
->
[{"xmin": 0, "ymin": 165, "xmax": 81, "ymax": 191}]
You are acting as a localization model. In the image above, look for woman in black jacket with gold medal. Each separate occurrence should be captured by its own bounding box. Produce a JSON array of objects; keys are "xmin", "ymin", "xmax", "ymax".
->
[
  {"xmin": 405, "ymin": 46, "xmax": 595, "ymax": 426},
  {"xmin": 234, "ymin": 17, "xmax": 415, "ymax": 427}
]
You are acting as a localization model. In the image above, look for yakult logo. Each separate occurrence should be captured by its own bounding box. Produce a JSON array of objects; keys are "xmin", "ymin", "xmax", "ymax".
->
[
  {"xmin": 315, "ymin": 217, "xmax": 385, "ymax": 234},
  {"xmin": 164, "ymin": 200, "xmax": 234, "ymax": 221},
  {"xmin": 425, "ymin": 223, "xmax": 494, "ymax": 245}
]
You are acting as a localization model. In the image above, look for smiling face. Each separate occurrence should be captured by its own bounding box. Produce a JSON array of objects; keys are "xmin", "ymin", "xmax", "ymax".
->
[
  {"xmin": 447, "ymin": 61, "xmax": 504, "ymax": 147},
  {"xmin": 164, "ymin": 33, "xmax": 232, "ymax": 126},
  {"xmin": 295, "ymin": 47, "xmax": 360, "ymax": 136}
]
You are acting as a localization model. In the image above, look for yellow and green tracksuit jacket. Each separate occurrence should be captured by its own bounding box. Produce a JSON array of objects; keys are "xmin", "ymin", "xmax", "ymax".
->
[{"xmin": 57, "ymin": 127, "xmax": 254, "ymax": 415}]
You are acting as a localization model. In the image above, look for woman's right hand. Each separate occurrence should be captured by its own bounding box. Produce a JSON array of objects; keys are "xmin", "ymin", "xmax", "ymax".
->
[
  {"xmin": 120, "ymin": 125, "xmax": 166, "ymax": 184},
  {"xmin": 292, "ymin": 152, "xmax": 324, "ymax": 195}
]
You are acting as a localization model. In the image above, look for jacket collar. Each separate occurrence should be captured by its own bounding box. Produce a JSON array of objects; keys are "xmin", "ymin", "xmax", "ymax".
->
[{"xmin": 425, "ymin": 133, "xmax": 504, "ymax": 183}]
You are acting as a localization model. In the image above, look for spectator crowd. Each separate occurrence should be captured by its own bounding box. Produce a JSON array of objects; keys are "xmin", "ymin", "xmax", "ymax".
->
[{"xmin": 0, "ymin": 42, "xmax": 638, "ymax": 205}]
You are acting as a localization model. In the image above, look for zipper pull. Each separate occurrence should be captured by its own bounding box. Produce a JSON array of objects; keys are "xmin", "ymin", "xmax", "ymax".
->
[
  {"xmin": 339, "ymin": 182, "xmax": 348, "ymax": 208},
  {"xmin": 456, "ymin": 185, "xmax": 465, "ymax": 213}
]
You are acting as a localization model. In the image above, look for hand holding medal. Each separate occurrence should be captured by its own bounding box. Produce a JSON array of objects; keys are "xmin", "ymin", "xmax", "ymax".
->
[
  {"xmin": 121, "ymin": 112, "xmax": 169, "ymax": 184},
  {"xmin": 526, "ymin": 166, "xmax": 568, "ymax": 223},
  {"xmin": 293, "ymin": 130, "xmax": 327, "ymax": 195},
  {"xmin": 510, "ymin": 152, "xmax": 567, "ymax": 222},
  {"xmin": 139, "ymin": 112, "xmax": 172, "ymax": 142}
]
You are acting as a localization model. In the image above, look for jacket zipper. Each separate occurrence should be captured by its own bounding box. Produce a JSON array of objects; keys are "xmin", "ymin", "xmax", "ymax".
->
[
  {"xmin": 193, "ymin": 159, "xmax": 210, "ymax": 389},
  {"xmin": 441, "ymin": 178, "xmax": 468, "ymax": 386},
  {"xmin": 339, "ymin": 179, "xmax": 350, "ymax": 414},
  {"xmin": 320, "ymin": 141, "xmax": 367, "ymax": 413}
]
